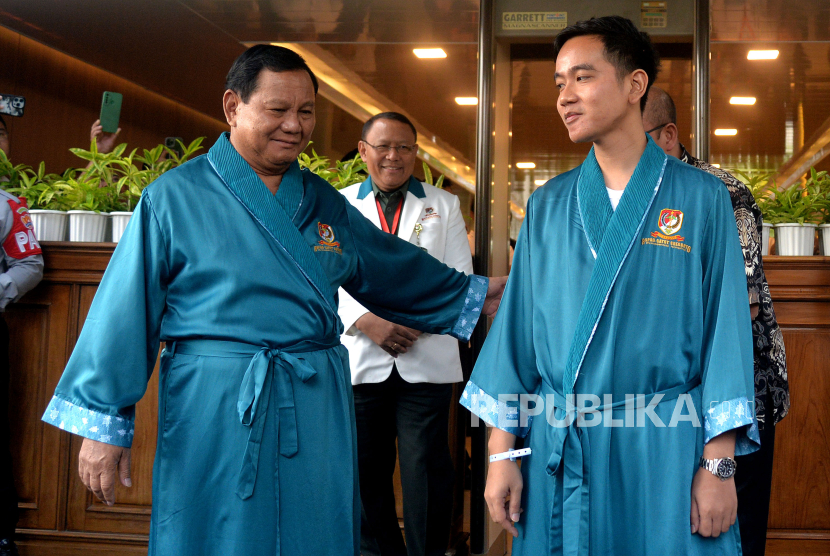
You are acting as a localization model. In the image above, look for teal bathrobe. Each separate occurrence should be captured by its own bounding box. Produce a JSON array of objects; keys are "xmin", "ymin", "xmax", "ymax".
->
[
  {"xmin": 42, "ymin": 133, "xmax": 488, "ymax": 555},
  {"xmin": 461, "ymin": 137, "xmax": 759, "ymax": 555}
]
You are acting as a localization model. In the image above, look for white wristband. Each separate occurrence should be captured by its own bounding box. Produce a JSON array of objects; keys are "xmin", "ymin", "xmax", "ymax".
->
[{"xmin": 489, "ymin": 448, "xmax": 531, "ymax": 463}]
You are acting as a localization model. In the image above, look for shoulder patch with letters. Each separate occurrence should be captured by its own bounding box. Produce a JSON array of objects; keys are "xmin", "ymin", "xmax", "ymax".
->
[{"xmin": 3, "ymin": 198, "xmax": 42, "ymax": 259}]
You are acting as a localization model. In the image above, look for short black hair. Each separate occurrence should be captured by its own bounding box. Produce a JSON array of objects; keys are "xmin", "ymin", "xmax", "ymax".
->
[
  {"xmin": 0, "ymin": 115, "xmax": 6, "ymax": 130},
  {"xmin": 644, "ymin": 86, "xmax": 677, "ymax": 130},
  {"xmin": 362, "ymin": 112, "xmax": 417, "ymax": 142},
  {"xmin": 225, "ymin": 45, "xmax": 319, "ymax": 102},
  {"xmin": 553, "ymin": 16, "xmax": 660, "ymax": 111}
]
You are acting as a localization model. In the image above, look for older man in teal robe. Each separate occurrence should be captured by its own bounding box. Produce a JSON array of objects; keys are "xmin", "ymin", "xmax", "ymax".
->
[
  {"xmin": 462, "ymin": 17, "xmax": 758, "ymax": 556},
  {"xmin": 41, "ymin": 46, "xmax": 498, "ymax": 556}
]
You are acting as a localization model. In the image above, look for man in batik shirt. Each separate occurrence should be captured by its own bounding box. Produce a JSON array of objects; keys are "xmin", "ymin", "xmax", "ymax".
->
[{"xmin": 644, "ymin": 86, "xmax": 789, "ymax": 556}]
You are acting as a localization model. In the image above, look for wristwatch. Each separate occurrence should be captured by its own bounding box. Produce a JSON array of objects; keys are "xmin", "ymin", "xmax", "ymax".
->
[{"xmin": 699, "ymin": 456, "xmax": 737, "ymax": 481}]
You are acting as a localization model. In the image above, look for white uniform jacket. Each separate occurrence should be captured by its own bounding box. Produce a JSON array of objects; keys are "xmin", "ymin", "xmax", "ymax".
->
[{"xmin": 338, "ymin": 177, "xmax": 474, "ymax": 385}]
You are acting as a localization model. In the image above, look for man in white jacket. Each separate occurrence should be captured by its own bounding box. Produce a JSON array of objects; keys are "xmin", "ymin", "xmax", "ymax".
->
[{"xmin": 338, "ymin": 112, "xmax": 473, "ymax": 556}]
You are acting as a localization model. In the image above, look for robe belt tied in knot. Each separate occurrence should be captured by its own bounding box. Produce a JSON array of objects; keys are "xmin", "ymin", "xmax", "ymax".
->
[
  {"xmin": 168, "ymin": 338, "xmax": 338, "ymax": 501},
  {"xmin": 544, "ymin": 378, "xmax": 700, "ymax": 556}
]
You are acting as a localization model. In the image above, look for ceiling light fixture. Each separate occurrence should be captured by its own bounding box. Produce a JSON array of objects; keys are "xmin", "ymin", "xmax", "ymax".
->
[
  {"xmin": 747, "ymin": 50, "xmax": 779, "ymax": 60},
  {"xmin": 534, "ymin": 179, "xmax": 547, "ymax": 186},
  {"xmin": 714, "ymin": 129, "xmax": 738, "ymax": 136},
  {"xmin": 729, "ymin": 97, "xmax": 757, "ymax": 105},
  {"xmin": 455, "ymin": 97, "xmax": 478, "ymax": 105},
  {"xmin": 413, "ymin": 48, "xmax": 447, "ymax": 59},
  {"xmin": 516, "ymin": 162, "xmax": 536, "ymax": 169}
]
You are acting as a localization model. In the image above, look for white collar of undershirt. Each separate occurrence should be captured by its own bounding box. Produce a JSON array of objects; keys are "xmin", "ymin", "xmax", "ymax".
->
[{"xmin": 606, "ymin": 187, "xmax": 624, "ymax": 210}]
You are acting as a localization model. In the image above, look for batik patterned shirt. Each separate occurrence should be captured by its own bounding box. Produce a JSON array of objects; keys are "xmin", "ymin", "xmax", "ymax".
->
[{"xmin": 680, "ymin": 144, "xmax": 789, "ymax": 426}]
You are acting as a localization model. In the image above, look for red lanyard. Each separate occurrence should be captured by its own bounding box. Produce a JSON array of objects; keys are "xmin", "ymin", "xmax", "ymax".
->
[{"xmin": 376, "ymin": 196, "xmax": 403, "ymax": 235}]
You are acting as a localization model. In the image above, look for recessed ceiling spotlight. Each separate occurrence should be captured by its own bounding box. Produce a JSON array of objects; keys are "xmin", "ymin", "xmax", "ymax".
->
[
  {"xmin": 747, "ymin": 50, "xmax": 779, "ymax": 60},
  {"xmin": 414, "ymin": 48, "xmax": 447, "ymax": 59},
  {"xmin": 729, "ymin": 97, "xmax": 757, "ymax": 105},
  {"xmin": 516, "ymin": 162, "xmax": 536, "ymax": 169},
  {"xmin": 714, "ymin": 129, "xmax": 738, "ymax": 136},
  {"xmin": 534, "ymin": 179, "xmax": 547, "ymax": 186}
]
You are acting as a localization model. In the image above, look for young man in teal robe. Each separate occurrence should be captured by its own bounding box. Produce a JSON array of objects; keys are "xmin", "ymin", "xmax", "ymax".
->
[
  {"xmin": 461, "ymin": 17, "xmax": 759, "ymax": 555},
  {"xmin": 41, "ymin": 46, "xmax": 503, "ymax": 556}
]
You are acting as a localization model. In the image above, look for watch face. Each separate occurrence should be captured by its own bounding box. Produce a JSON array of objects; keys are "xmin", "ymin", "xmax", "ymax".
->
[{"xmin": 717, "ymin": 458, "xmax": 736, "ymax": 478}]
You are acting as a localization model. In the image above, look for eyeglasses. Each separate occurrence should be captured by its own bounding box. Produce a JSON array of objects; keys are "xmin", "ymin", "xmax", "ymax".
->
[
  {"xmin": 645, "ymin": 123, "xmax": 669, "ymax": 135},
  {"xmin": 362, "ymin": 141, "xmax": 418, "ymax": 155}
]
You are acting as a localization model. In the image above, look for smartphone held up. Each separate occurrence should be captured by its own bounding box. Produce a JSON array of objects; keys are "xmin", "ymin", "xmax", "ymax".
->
[{"xmin": 99, "ymin": 91, "xmax": 122, "ymax": 134}]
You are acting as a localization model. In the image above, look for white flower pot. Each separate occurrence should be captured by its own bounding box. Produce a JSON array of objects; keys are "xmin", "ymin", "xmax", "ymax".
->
[
  {"xmin": 110, "ymin": 212, "xmax": 133, "ymax": 243},
  {"xmin": 820, "ymin": 224, "xmax": 830, "ymax": 256},
  {"xmin": 774, "ymin": 223, "xmax": 817, "ymax": 256},
  {"xmin": 29, "ymin": 210, "xmax": 67, "ymax": 241},
  {"xmin": 68, "ymin": 210, "xmax": 108, "ymax": 242},
  {"xmin": 761, "ymin": 223, "xmax": 773, "ymax": 256}
]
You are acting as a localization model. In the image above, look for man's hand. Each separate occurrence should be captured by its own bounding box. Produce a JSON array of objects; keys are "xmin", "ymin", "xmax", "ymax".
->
[
  {"xmin": 485, "ymin": 460, "xmax": 524, "ymax": 537},
  {"xmin": 483, "ymin": 276, "xmax": 508, "ymax": 317},
  {"xmin": 355, "ymin": 313, "xmax": 421, "ymax": 358},
  {"xmin": 690, "ymin": 467, "xmax": 737, "ymax": 537},
  {"xmin": 90, "ymin": 119, "xmax": 121, "ymax": 154},
  {"xmin": 79, "ymin": 437, "xmax": 132, "ymax": 506}
]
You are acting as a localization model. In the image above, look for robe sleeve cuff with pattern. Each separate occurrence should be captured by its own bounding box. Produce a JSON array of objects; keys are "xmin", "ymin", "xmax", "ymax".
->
[
  {"xmin": 451, "ymin": 276, "xmax": 488, "ymax": 342},
  {"xmin": 703, "ymin": 395, "xmax": 760, "ymax": 456},
  {"xmin": 42, "ymin": 395, "xmax": 135, "ymax": 448},
  {"xmin": 459, "ymin": 380, "xmax": 533, "ymax": 438}
]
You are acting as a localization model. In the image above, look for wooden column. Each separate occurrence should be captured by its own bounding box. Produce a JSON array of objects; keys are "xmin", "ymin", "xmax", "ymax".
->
[{"xmin": 764, "ymin": 256, "xmax": 830, "ymax": 556}]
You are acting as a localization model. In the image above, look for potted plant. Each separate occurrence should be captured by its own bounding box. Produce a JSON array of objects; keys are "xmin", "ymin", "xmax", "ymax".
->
[
  {"xmin": 62, "ymin": 174, "xmax": 117, "ymax": 242},
  {"xmin": 20, "ymin": 167, "xmax": 75, "ymax": 241},
  {"xmin": 736, "ymin": 170, "xmax": 776, "ymax": 255},
  {"xmin": 297, "ymin": 145, "xmax": 447, "ymax": 192},
  {"xmin": 808, "ymin": 169, "xmax": 830, "ymax": 255},
  {"xmin": 106, "ymin": 138, "xmax": 204, "ymax": 242},
  {"xmin": 62, "ymin": 141, "xmax": 125, "ymax": 241},
  {"xmin": 0, "ymin": 151, "xmax": 76, "ymax": 241},
  {"xmin": 65, "ymin": 137, "xmax": 204, "ymax": 242},
  {"xmin": 422, "ymin": 162, "xmax": 445, "ymax": 189},
  {"xmin": 763, "ymin": 173, "xmax": 824, "ymax": 256},
  {"xmin": 298, "ymin": 144, "xmax": 367, "ymax": 189}
]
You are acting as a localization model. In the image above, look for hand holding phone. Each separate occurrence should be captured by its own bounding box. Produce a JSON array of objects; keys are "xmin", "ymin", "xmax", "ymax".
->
[{"xmin": 91, "ymin": 119, "xmax": 121, "ymax": 154}]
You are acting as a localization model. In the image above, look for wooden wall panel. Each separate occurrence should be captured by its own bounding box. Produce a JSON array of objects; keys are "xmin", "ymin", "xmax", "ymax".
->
[
  {"xmin": 766, "ymin": 538, "xmax": 830, "ymax": 555},
  {"xmin": 0, "ymin": 2, "xmax": 242, "ymax": 125},
  {"xmin": 768, "ymin": 330, "xmax": 830, "ymax": 530},
  {"xmin": 63, "ymin": 283, "xmax": 156, "ymax": 537},
  {"xmin": 10, "ymin": 244, "xmax": 153, "ymax": 554},
  {"xmin": 6, "ymin": 284, "xmax": 72, "ymax": 531},
  {"xmin": 0, "ymin": 25, "xmax": 228, "ymax": 175},
  {"xmin": 764, "ymin": 257, "xmax": 830, "ymax": 555}
]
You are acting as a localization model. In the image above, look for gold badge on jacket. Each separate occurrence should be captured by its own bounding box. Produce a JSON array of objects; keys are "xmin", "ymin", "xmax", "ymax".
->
[
  {"xmin": 642, "ymin": 209, "xmax": 691, "ymax": 253},
  {"xmin": 413, "ymin": 223, "xmax": 427, "ymax": 253},
  {"xmin": 314, "ymin": 222, "xmax": 342, "ymax": 254}
]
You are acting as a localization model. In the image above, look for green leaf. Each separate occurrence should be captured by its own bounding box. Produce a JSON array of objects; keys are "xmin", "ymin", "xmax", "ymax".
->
[{"xmin": 423, "ymin": 162, "xmax": 433, "ymax": 185}]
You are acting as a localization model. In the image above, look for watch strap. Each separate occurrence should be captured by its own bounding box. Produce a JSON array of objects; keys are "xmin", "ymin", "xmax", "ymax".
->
[{"xmin": 699, "ymin": 456, "xmax": 736, "ymax": 480}]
